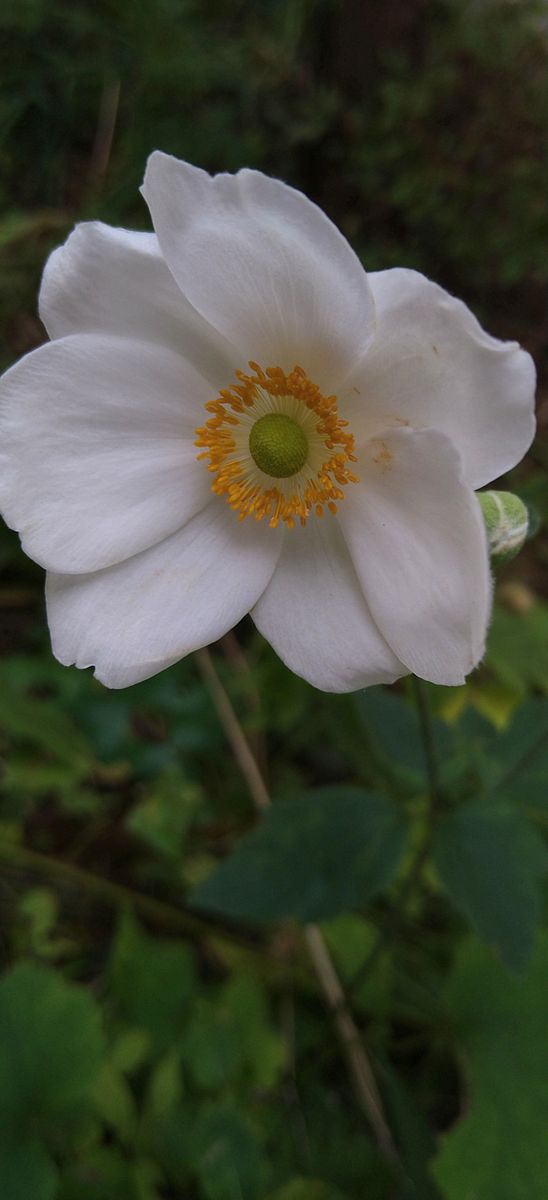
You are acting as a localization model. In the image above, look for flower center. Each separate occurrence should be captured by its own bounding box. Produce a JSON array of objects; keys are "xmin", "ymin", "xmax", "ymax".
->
[
  {"xmin": 195, "ymin": 361, "xmax": 358, "ymax": 529},
  {"xmin": 248, "ymin": 412, "xmax": 309, "ymax": 478}
]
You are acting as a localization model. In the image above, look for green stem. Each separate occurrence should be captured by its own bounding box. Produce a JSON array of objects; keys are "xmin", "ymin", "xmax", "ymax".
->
[
  {"xmin": 0, "ymin": 839, "xmax": 265, "ymax": 951},
  {"xmin": 351, "ymin": 678, "xmax": 441, "ymax": 992},
  {"xmin": 410, "ymin": 675, "xmax": 441, "ymax": 809}
]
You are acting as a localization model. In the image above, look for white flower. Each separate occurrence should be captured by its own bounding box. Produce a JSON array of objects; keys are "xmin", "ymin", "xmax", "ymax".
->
[{"xmin": 0, "ymin": 154, "xmax": 536, "ymax": 690}]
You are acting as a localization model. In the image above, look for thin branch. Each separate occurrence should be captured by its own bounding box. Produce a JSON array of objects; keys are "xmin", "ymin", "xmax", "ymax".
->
[
  {"xmin": 88, "ymin": 77, "xmax": 121, "ymax": 188},
  {"xmin": 197, "ymin": 644, "xmax": 398, "ymax": 1163},
  {"xmin": 220, "ymin": 630, "xmax": 266, "ymax": 775},
  {"xmin": 196, "ymin": 646, "xmax": 270, "ymax": 811},
  {"xmin": 304, "ymin": 922, "xmax": 397, "ymax": 1161},
  {"xmin": 220, "ymin": 630, "xmax": 262, "ymax": 718},
  {"xmin": 0, "ymin": 839, "xmax": 263, "ymax": 953}
]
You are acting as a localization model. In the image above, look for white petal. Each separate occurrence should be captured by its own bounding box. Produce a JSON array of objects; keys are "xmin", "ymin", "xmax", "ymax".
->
[
  {"xmin": 39, "ymin": 221, "xmax": 239, "ymax": 389},
  {"xmin": 0, "ymin": 333, "xmax": 214, "ymax": 573},
  {"xmin": 338, "ymin": 427, "xmax": 491, "ymax": 685},
  {"xmin": 46, "ymin": 503, "xmax": 281, "ymax": 688},
  {"xmin": 341, "ymin": 268, "xmax": 536, "ymax": 488},
  {"xmin": 251, "ymin": 517, "xmax": 405, "ymax": 692},
  {"xmin": 141, "ymin": 152, "xmax": 375, "ymax": 390}
]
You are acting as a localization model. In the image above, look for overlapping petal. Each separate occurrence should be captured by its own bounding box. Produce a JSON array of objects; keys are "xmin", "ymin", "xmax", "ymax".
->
[
  {"xmin": 0, "ymin": 334, "xmax": 213, "ymax": 574},
  {"xmin": 252, "ymin": 518, "xmax": 404, "ymax": 691},
  {"xmin": 0, "ymin": 154, "xmax": 535, "ymax": 694},
  {"xmin": 46, "ymin": 503, "xmax": 282, "ymax": 688},
  {"xmin": 39, "ymin": 222, "xmax": 239, "ymax": 389},
  {"xmin": 339, "ymin": 426, "xmax": 491, "ymax": 685},
  {"xmin": 141, "ymin": 152, "xmax": 375, "ymax": 391},
  {"xmin": 341, "ymin": 269, "xmax": 536, "ymax": 488}
]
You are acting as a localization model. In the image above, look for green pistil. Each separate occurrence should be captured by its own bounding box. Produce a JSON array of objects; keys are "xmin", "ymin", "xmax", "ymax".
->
[{"xmin": 249, "ymin": 412, "xmax": 308, "ymax": 478}]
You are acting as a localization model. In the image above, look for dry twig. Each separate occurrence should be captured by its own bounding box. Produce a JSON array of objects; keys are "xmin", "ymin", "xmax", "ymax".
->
[{"xmin": 196, "ymin": 644, "xmax": 398, "ymax": 1163}]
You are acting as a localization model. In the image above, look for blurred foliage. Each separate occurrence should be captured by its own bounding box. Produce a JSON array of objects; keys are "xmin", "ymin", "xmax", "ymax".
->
[
  {"xmin": 1, "ymin": 0, "xmax": 548, "ymax": 1198},
  {"xmin": 1, "ymin": 632, "xmax": 547, "ymax": 1198}
]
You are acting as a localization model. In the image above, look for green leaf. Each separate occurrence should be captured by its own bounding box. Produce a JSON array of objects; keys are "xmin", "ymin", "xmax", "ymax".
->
[
  {"xmin": 126, "ymin": 770, "xmax": 202, "ymax": 858},
  {"xmin": 0, "ymin": 962, "xmax": 105, "ymax": 1137},
  {"xmin": 191, "ymin": 788, "xmax": 408, "ymax": 922},
  {"xmin": 356, "ymin": 687, "xmax": 452, "ymax": 783},
  {"xmin": 487, "ymin": 698, "xmax": 548, "ymax": 813},
  {"xmin": 0, "ymin": 675, "xmax": 91, "ymax": 770},
  {"xmin": 267, "ymin": 1182, "xmax": 351, "ymax": 1200},
  {"xmin": 320, "ymin": 915, "xmax": 391, "ymax": 1014},
  {"xmin": 432, "ymin": 802, "xmax": 547, "ymax": 971},
  {"xmin": 190, "ymin": 1105, "xmax": 268, "ymax": 1200},
  {"xmin": 183, "ymin": 998, "xmax": 243, "ymax": 1091},
  {"xmin": 487, "ymin": 601, "xmax": 548, "ymax": 695},
  {"xmin": 147, "ymin": 1102, "xmax": 191, "ymax": 1187},
  {"xmin": 109, "ymin": 910, "xmax": 197, "ymax": 1051},
  {"xmin": 432, "ymin": 936, "xmax": 548, "ymax": 1200},
  {"xmin": 16, "ymin": 887, "xmax": 75, "ymax": 960},
  {"xmin": 0, "ymin": 1140, "xmax": 58, "ymax": 1200},
  {"xmin": 144, "ymin": 1050, "xmax": 182, "ymax": 1121},
  {"xmin": 380, "ymin": 1062, "xmax": 441, "ymax": 1200},
  {"xmin": 110, "ymin": 1028, "xmax": 151, "ymax": 1075},
  {"xmin": 92, "ymin": 1061, "xmax": 138, "ymax": 1143},
  {"xmin": 57, "ymin": 1149, "xmax": 148, "ymax": 1200},
  {"xmin": 219, "ymin": 974, "xmax": 286, "ymax": 1088},
  {"xmin": 273, "ymin": 1084, "xmax": 389, "ymax": 1198},
  {"xmin": 182, "ymin": 975, "xmax": 285, "ymax": 1092}
]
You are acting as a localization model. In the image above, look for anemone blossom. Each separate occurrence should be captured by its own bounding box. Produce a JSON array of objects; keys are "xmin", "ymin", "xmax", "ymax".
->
[{"xmin": 0, "ymin": 153, "xmax": 536, "ymax": 689}]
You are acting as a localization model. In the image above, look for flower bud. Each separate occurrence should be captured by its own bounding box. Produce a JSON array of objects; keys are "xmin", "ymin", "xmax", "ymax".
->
[{"xmin": 478, "ymin": 490, "xmax": 529, "ymax": 564}]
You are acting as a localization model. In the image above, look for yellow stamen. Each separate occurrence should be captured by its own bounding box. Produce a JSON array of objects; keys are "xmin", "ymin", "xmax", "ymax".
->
[{"xmin": 195, "ymin": 362, "xmax": 359, "ymax": 529}]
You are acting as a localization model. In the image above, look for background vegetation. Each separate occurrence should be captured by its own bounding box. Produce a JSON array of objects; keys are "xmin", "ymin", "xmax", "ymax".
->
[{"xmin": 1, "ymin": 1, "xmax": 548, "ymax": 1197}]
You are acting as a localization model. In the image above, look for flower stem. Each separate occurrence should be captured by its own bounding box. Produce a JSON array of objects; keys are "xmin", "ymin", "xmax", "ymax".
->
[
  {"xmin": 410, "ymin": 675, "xmax": 441, "ymax": 810},
  {"xmin": 350, "ymin": 676, "xmax": 441, "ymax": 993},
  {"xmin": 197, "ymin": 644, "xmax": 398, "ymax": 1165},
  {"xmin": 196, "ymin": 646, "xmax": 269, "ymax": 811},
  {"xmin": 0, "ymin": 839, "xmax": 211, "ymax": 938},
  {"xmin": 0, "ymin": 838, "xmax": 290, "ymax": 983}
]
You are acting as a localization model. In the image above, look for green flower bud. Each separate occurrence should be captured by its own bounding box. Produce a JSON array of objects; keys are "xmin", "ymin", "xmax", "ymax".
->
[{"xmin": 478, "ymin": 490, "xmax": 529, "ymax": 564}]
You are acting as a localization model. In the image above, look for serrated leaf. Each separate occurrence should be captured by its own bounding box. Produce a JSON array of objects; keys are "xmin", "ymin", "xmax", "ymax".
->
[
  {"xmin": 356, "ymin": 687, "xmax": 452, "ymax": 783},
  {"xmin": 432, "ymin": 802, "xmax": 547, "ymax": 970},
  {"xmin": 432, "ymin": 936, "xmax": 548, "ymax": 1200},
  {"xmin": 191, "ymin": 788, "xmax": 408, "ymax": 922},
  {"xmin": 487, "ymin": 697, "xmax": 548, "ymax": 812},
  {"xmin": 0, "ymin": 962, "xmax": 105, "ymax": 1137}
]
